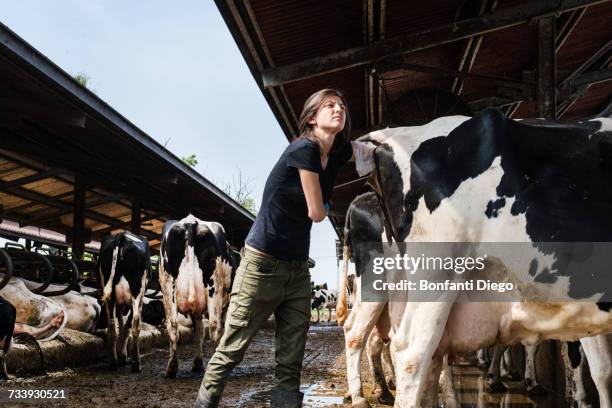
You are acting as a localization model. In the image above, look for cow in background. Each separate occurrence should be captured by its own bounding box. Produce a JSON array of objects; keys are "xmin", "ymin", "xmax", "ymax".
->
[
  {"xmin": 0, "ymin": 278, "xmax": 67, "ymax": 342},
  {"xmin": 311, "ymin": 288, "xmax": 337, "ymax": 323},
  {"xmin": 337, "ymin": 192, "xmax": 397, "ymax": 406},
  {"xmin": 0, "ymin": 296, "xmax": 16, "ymax": 380},
  {"xmin": 98, "ymin": 231, "xmax": 151, "ymax": 373},
  {"xmin": 16, "ymin": 279, "xmax": 100, "ymax": 333},
  {"xmin": 159, "ymin": 214, "xmax": 239, "ymax": 378}
]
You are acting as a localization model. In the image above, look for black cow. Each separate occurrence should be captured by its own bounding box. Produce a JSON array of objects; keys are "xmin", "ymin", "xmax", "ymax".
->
[
  {"xmin": 98, "ymin": 231, "xmax": 151, "ymax": 373},
  {"xmin": 159, "ymin": 214, "xmax": 239, "ymax": 378},
  {"xmin": 0, "ymin": 296, "xmax": 16, "ymax": 380}
]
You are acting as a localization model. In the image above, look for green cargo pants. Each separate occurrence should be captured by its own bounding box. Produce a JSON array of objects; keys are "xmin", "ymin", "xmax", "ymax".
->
[{"xmin": 201, "ymin": 247, "xmax": 311, "ymax": 396}]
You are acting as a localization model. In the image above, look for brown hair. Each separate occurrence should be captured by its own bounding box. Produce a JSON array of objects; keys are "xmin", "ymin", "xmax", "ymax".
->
[{"xmin": 295, "ymin": 89, "xmax": 351, "ymax": 155}]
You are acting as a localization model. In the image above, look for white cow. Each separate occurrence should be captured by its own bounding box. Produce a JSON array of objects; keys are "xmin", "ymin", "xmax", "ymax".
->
[
  {"xmin": 0, "ymin": 278, "xmax": 67, "ymax": 341},
  {"xmin": 16, "ymin": 278, "xmax": 100, "ymax": 333}
]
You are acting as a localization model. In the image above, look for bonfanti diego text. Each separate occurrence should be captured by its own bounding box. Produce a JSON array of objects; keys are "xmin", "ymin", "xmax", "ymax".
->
[{"xmin": 372, "ymin": 279, "xmax": 515, "ymax": 293}]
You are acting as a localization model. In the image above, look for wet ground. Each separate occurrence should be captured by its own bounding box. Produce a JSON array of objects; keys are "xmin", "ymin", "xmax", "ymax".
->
[{"xmin": 0, "ymin": 321, "xmax": 570, "ymax": 407}]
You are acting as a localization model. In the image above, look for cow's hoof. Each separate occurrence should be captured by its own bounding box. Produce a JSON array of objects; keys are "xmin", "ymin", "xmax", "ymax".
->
[
  {"xmin": 343, "ymin": 393, "xmax": 352, "ymax": 403},
  {"xmin": 375, "ymin": 388, "xmax": 394, "ymax": 405},
  {"xmin": 165, "ymin": 362, "xmax": 178, "ymax": 378},
  {"xmin": 351, "ymin": 397, "xmax": 371, "ymax": 408},
  {"xmin": 118, "ymin": 354, "xmax": 127, "ymax": 367},
  {"xmin": 386, "ymin": 378, "xmax": 396, "ymax": 390},
  {"xmin": 192, "ymin": 357, "xmax": 204, "ymax": 373},
  {"xmin": 526, "ymin": 383, "xmax": 547, "ymax": 396},
  {"xmin": 487, "ymin": 379, "xmax": 507, "ymax": 393},
  {"xmin": 131, "ymin": 362, "xmax": 141, "ymax": 373},
  {"xmin": 0, "ymin": 373, "xmax": 14, "ymax": 381}
]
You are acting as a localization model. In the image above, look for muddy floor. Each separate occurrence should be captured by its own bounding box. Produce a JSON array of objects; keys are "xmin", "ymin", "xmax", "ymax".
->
[{"xmin": 1, "ymin": 321, "xmax": 569, "ymax": 407}]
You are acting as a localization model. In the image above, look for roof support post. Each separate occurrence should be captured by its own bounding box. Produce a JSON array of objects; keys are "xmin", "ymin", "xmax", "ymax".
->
[
  {"xmin": 537, "ymin": 16, "xmax": 556, "ymax": 119},
  {"xmin": 72, "ymin": 175, "xmax": 85, "ymax": 261},
  {"xmin": 131, "ymin": 199, "xmax": 141, "ymax": 236}
]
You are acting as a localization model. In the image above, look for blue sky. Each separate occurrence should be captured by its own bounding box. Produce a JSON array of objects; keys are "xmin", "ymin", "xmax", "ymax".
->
[{"xmin": 2, "ymin": 0, "xmax": 350, "ymax": 288}]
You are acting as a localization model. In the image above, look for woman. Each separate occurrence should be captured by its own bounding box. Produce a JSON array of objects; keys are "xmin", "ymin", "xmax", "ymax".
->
[{"xmin": 195, "ymin": 89, "xmax": 352, "ymax": 408}]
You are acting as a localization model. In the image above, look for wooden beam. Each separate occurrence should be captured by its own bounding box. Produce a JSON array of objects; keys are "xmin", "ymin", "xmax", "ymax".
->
[
  {"xmin": 72, "ymin": 175, "xmax": 85, "ymax": 261},
  {"xmin": 261, "ymin": 0, "xmax": 608, "ymax": 88},
  {"xmin": 0, "ymin": 169, "xmax": 61, "ymax": 192},
  {"xmin": 4, "ymin": 190, "xmax": 73, "ymax": 214},
  {"xmin": 131, "ymin": 199, "xmax": 141, "ymax": 235},
  {"xmin": 452, "ymin": 0, "xmax": 498, "ymax": 95},
  {"xmin": 537, "ymin": 17, "xmax": 556, "ymax": 119},
  {"xmin": 560, "ymin": 40, "xmax": 612, "ymax": 88},
  {"xmin": 23, "ymin": 194, "xmax": 122, "ymax": 225},
  {"xmin": 555, "ymin": 7, "xmax": 587, "ymax": 52},
  {"xmin": 470, "ymin": 68, "xmax": 612, "ymax": 112},
  {"xmin": 378, "ymin": 60, "xmax": 536, "ymax": 96},
  {"xmin": 91, "ymin": 212, "xmax": 163, "ymax": 238}
]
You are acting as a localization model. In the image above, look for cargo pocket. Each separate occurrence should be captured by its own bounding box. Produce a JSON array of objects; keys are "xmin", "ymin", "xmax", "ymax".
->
[{"xmin": 228, "ymin": 305, "xmax": 251, "ymax": 328}]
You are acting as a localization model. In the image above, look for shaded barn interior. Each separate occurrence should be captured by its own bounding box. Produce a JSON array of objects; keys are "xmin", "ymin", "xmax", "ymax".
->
[{"xmin": 216, "ymin": 0, "xmax": 612, "ymax": 238}]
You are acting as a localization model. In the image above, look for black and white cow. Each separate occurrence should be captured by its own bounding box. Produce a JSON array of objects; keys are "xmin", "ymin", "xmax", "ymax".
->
[
  {"xmin": 159, "ymin": 214, "xmax": 239, "ymax": 378},
  {"xmin": 337, "ymin": 192, "xmax": 399, "ymax": 406},
  {"xmin": 311, "ymin": 287, "xmax": 337, "ymax": 323},
  {"xmin": 345, "ymin": 108, "xmax": 612, "ymax": 407},
  {"xmin": 0, "ymin": 296, "xmax": 16, "ymax": 380},
  {"xmin": 568, "ymin": 335, "xmax": 612, "ymax": 408},
  {"xmin": 98, "ymin": 231, "xmax": 151, "ymax": 373}
]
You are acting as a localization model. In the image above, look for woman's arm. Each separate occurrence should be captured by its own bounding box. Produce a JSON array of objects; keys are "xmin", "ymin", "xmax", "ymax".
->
[{"xmin": 299, "ymin": 169, "xmax": 327, "ymax": 222}]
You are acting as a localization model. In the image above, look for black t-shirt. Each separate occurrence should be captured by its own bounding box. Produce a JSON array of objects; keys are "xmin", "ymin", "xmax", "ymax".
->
[{"xmin": 245, "ymin": 137, "xmax": 353, "ymax": 261}]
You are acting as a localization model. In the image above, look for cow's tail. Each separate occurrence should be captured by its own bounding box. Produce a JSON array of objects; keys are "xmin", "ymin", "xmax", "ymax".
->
[
  {"xmin": 337, "ymin": 232, "xmax": 351, "ymax": 327},
  {"xmin": 186, "ymin": 238, "xmax": 196, "ymax": 307},
  {"xmin": 101, "ymin": 246, "xmax": 119, "ymax": 304}
]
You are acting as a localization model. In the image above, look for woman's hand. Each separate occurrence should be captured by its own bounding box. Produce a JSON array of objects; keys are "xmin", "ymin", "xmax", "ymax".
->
[{"xmin": 298, "ymin": 169, "xmax": 327, "ymax": 222}]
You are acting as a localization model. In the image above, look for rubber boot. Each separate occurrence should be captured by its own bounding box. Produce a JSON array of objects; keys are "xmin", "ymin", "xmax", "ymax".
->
[
  {"xmin": 270, "ymin": 387, "xmax": 304, "ymax": 408},
  {"xmin": 194, "ymin": 384, "xmax": 221, "ymax": 408}
]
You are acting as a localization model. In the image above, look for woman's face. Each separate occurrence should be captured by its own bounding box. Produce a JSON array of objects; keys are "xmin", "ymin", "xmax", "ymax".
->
[{"xmin": 309, "ymin": 95, "xmax": 346, "ymax": 135}]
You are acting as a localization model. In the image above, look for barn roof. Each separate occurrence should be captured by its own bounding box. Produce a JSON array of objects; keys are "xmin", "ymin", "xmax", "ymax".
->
[
  {"xmin": 0, "ymin": 22, "xmax": 255, "ymax": 252},
  {"xmin": 216, "ymin": 0, "xmax": 612, "ymax": 238}
]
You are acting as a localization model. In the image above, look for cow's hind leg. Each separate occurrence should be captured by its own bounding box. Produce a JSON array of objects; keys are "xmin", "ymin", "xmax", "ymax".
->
[
  {"xmin": 525, "ymin": 344, "xmax": 546, "ymax": 395},
  {"xmin": 421, "ymin": 354, "xmax": 443, "ymax": 408},
  {"xmin": 105, "ymin": 301, "xmax": 119, "ymax": 370},
  {"xmin": 382, "ymin": 338, "xmax": 396, "ymax": 390},
  {"xmin": 366, "ymin": 328, "xmax": 394, "ymax": 405},
  {"xmin": 392, "ymin": 301, "xmax": 454, "ymax": 408},
  {"xmin": 161, "ymin": 275, "xmax": 179, "ymax": 378},
  {"xmin": 344, "ymin": 301, "xmax": 387, "ymax": 408},
  {"xmin": 439, "ymin": 355, "xmax": 460, "ymax": 408},
  {"xmin": 0, "ymin": 340, "xmax": 12, "ymax": 380},
  {"xmin": 117, "ymin": 311, "xmax": 131, "ymax": 367},
  {"xmin": 487, "ymin": 345, "xmax": 508, "ymax": 392},
  {"xmin": 581, "ymin": 334, "xmax": 612, "ymax": 408},
  {"xmin": 130, "ymin": 275, "xmax": 147, "ymax": 373},
  {"xmin": 192, "ymin": 316, "xmax": 205, "ymax": 372}
]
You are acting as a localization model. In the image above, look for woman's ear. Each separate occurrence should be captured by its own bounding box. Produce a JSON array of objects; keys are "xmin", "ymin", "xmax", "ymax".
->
[{"xmin": 308, "ymin": 116, "xmax": 316, "ymax": 125}]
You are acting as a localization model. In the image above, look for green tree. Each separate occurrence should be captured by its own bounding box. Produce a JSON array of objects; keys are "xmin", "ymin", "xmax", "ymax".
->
[
  {"xmin": 181, "ymin": 154, "xmax": 198, "ymax": 167},
  {"xmin": 74, "ymin": 72, "xmax": 90, "ymax": 88},
  {"xmin": 220, "ymin": 171, "xmax": 257, "ymax": 215}
]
